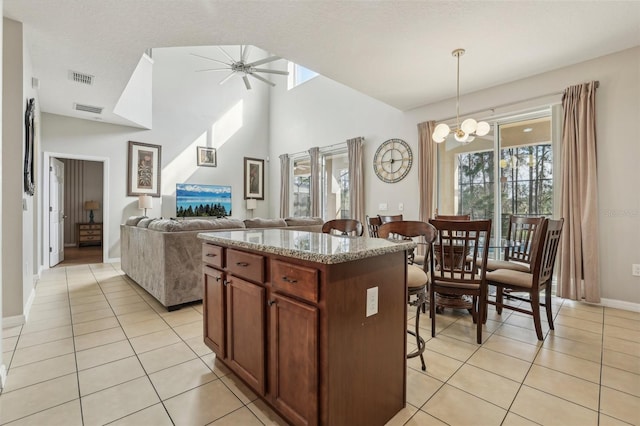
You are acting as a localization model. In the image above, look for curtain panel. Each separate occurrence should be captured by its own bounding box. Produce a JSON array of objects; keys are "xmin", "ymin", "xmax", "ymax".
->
[
  {"xmin": 558, "ymin": 81, "xmax": 600, "ymax": 302},
  {"xmin": 347, "ymin": 137, "xmax": 365, "ymax": 226},
  {"xmin": 279, "ymin": 154, "xmax": 290, "ymax": 218},
  {"xmin": 417, "ymin": 121, "xmax": 437, "ymax": 222},
  {"xmin": 309, "ymin": 147, "xmax": 320, "ymax": 217}
]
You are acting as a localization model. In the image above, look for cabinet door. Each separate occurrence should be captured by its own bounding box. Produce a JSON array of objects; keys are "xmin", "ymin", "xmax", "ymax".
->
[
  {"xmin": 203, "ymin": 265, "xmax": 225, "ymax": 357},
  {"xmin": 227, "ymin": 276, "xmax": 266, "ymax": 395},
  {"xmin": 269, "ymin": 293, "xmax": 318, "ymax": 426}
]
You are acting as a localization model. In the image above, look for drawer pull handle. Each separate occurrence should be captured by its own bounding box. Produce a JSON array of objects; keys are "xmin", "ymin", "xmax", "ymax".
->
[
  {"xmin": 223, "ymin": 279, "xmax": 230, "ymax": 286},
  {"xmin": 267, "ymin": 300, "xmax": 276, "ymax": 307},
  {"xmin": 205, "ymin": 253, "xmax": 217, "ymax": 257},
  {"xmin": 281, "ymin": 276, "xmax": 298, "ymax": 284},
  {"xmin": 236, "ymin": 262, "xmax": 249, "ymax": 267},
  {"xmin": 215, "ymin": 276, "xmax": 221, "ymax": 282}
]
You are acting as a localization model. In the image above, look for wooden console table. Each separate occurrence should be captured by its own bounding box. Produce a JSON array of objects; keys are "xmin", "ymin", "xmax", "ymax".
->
[
  {"xmin": 198, "ymin": 229, "xmax": 415, "ymax": 426},
  {"xmin": 77, "ymin": 222, "xmax": 102, "ymax": 247}
]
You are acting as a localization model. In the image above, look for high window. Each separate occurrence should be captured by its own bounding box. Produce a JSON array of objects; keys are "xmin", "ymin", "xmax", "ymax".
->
[{"xmin": 287, "ymin": 62, "xmax": 319, "ymax": 90}]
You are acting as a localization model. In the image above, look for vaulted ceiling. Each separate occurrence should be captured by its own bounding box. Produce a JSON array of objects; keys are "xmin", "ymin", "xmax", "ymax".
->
[{"xmin": 4, "ymin": 1, "xmax": 640, "ymax": 127}]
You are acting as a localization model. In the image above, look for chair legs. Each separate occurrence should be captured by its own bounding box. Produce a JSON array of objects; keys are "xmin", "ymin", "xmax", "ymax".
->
[
  {"xmin": 545, "ymin": 286, "xmax": 555, "ymax": 330},
  {"xmin": 407, "ymin": 286, "xmax": 427, "ymax": 371}
]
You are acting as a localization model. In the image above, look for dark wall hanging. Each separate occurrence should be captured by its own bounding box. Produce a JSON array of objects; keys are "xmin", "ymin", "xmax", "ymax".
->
[{"xmin": 24, "ymin": 98, "xmax": 36, "ymax": 196}]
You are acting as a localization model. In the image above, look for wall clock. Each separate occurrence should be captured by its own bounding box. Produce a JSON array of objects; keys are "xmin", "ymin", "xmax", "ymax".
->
[{"xmin": 373, "ymin": 138, "xmax": 413, "ymax": 183}]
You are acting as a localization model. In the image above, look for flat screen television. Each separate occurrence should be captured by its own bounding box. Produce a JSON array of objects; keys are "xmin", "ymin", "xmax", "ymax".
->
[{"xmin": 176, "ymin": 183, "xmax": 232, "ymax": 217}]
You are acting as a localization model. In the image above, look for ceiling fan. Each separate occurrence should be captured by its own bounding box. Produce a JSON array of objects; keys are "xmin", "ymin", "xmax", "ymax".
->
[{"xmin": 191, "ymin": 45, "xmax": 289, "ymax": 90}]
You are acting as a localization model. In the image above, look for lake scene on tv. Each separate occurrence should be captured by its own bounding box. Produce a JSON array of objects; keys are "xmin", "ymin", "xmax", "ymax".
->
[{"xmin": 176, "ymin": 183, "xmax": 232, "ymax": 217}]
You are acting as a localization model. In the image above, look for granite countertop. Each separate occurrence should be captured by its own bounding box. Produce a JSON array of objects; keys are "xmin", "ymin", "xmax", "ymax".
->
[{"xmin": 198, "ymin": 229, "xmax": 416, "ymax": 264}]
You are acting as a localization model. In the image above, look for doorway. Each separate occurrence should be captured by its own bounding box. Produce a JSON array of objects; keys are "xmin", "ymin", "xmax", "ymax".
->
[{"xmin": 43, "ymin": 152, "xmax": 110, "ymax": 269}]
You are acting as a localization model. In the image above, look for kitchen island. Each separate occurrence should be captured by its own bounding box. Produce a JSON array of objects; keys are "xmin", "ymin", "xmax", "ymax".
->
[{"xmin": 198, "ymin": 229, "xmax": 415, "ymax": 426}]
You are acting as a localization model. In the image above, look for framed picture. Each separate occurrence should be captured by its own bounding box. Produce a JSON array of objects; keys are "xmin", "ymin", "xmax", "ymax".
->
[
  {"xmin": 197, "ymin": 146, "xmax": 217, "ymax": 167},
  {"xmin": 127, "ymin": 141, "xmax": 162, "ymax": 197},
  {"xmin": 244, "ymin": 157, "xmax": 264, "ymax": 200}
]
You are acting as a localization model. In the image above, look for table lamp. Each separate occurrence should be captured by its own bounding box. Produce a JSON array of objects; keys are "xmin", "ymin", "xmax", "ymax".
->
[
  {"xmin": 138, "ymin": 195, "xmax": 152, "ymax": 217},
  {"xmin": 84, "ymin": 201, "xmax": 100, "ymax": 224}
]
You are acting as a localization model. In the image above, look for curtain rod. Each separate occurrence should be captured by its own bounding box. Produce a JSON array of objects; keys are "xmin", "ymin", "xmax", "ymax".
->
[
  {"xmin": 433, "ymin": 81, "xmax": 599, "ymax": 123},
  {"xmin": 287, "ymin": 138, "xmax": 364, "ymax": 158}
]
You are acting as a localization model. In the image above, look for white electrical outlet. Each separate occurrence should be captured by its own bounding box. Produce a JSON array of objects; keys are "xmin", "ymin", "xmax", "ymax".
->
[
  {"xmin": 398, "ymin": 203, "xmax": 404, "ymax": 211},
  {"xmin": 379, "ymin": 203, "xmax": 388, "ymax": 211},
  {"xmin": 366, "ymin": 287, "xmax": 378, "ymax": 317},
  {"xmin": 633, "ymin": 264, "xmax": 640, "ymax": 277}
]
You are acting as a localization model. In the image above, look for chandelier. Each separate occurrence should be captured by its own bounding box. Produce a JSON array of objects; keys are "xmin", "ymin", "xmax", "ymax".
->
[{"xmin": 432, "ymin": 49, "xmax": 490, "ymax": 144}]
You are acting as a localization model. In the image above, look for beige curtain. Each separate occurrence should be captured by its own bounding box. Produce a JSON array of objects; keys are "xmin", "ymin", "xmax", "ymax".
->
[
  {"xmin": 558, "ymin": 81, "xmax": 600, "ymax": 302},
  {"xmin": 417, "ymin": 121, "xmax": 437, "ymax": 222},
  {"xmin": 309, "ymin": 147, "xmax": 320, "ymax": 217},
  {"xmin": 347, "ymin": 137, "xmax": 365, "ymax": 226},
  {"xmin": 279, "ymin": 154, "xmax": 290, "ymax": 218}
]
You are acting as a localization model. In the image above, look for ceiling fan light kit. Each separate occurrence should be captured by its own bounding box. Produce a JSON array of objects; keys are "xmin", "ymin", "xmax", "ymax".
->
[
  {"xmin": 432, "ymin": 48, "xmax": 490, "ymax": 144},
  {"xmin": 192, "ymin": 45, "xmax": 289, "ymax": 90}
]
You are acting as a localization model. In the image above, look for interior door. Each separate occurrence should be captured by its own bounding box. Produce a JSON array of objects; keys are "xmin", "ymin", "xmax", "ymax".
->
[{"xmin": 49, "ymin": 158, "xmax": 65, "ymax": 266}]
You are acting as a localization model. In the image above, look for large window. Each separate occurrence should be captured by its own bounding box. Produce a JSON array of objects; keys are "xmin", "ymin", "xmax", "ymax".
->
[
  {"xmin": 438, "ymin": 111, "xmax": 554, "ymax": 249},
  {"xmin": 290, "ymin": 147, "xmax": 350, "ymax": 219},
  {"xmin": 287, "ymin": 62, "xmax": 319, "ymax": 90}
]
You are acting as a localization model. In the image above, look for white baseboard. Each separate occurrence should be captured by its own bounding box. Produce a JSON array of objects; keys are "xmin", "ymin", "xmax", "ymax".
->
[
  {"xmin": 23, "ymin": 286, "xmax": 36, "ymax": 323},
  {"xmin": 2, "ymin": 314, "xmax": 26, "ymax": 328},
  {"xmin": 0, "ymin": 364, "xmax": 7, "ymax": 390},
  {"xmin": 600, "ymin": 298, "xmax": 640, "ymax": 313},
  {"xmin": 106, "ymin": 257, "xmax": 121, "ymax": 264}
]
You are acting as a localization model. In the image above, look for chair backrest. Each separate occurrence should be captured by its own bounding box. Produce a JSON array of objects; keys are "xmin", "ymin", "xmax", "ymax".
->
[
  {"xmin": 365, "ymin": 215, "xmax": 382, "ymax": 237},
  {"xmin": 321, "ymin": 219, "xmax": 364, "ymax": 236},
  {"xmin": 378, "ymin": 214, "xmax": 404, "ymax": 224},
  {"xmin": 504, "ymin": 215, "xmax": 546, "ymax": 265},
  {"xmin": 428, "ymin": 219, "xmax": 492, "ymax": 285},
  {"xmin": 434, "ymin": 214, "xmax": 471, "ymax": 221},
  {"xmin": 378, "ymin": 221, "xmax": 437, "ymax": 270},
  {"xmin": 531, "ymin": 218, "xmax": 564, "ymax": 286}
]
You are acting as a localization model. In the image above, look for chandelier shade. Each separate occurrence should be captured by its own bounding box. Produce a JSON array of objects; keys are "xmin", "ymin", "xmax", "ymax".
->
[{"xmin": 432, "ymin": 49, "xmax": 490, "ymax": 144}]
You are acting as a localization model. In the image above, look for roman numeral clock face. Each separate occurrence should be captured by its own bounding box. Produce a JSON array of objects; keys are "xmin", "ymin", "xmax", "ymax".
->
[{"xmin": 373, "ymin": 139, "xmax": 413, "ymax": 183}]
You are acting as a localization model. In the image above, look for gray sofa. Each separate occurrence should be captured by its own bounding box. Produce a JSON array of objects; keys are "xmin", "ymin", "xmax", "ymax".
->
[{"xmin": 120, "ymin": 216, "xmax": 323, "ymax": 310}]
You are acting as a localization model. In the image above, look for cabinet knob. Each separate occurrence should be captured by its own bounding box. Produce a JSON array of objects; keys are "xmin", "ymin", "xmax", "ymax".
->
[
  {"xmin": 215, "ymin": 276, "xmax": 221, "ymax": 282},
  {"xmin": 223, "ymin": 279, "xmax": 230, "ymax": 286},
  {"xmin": 267, "ymin": 300, "xmax": 276, "ymax": 307},
  {"xmin": 281, "ymin": 276, "xmax": 298, "ymax": 284}
]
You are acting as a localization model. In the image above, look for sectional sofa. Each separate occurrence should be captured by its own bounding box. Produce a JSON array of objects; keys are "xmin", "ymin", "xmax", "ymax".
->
[{"xmin": 120, "ymin": 216, "xmax": 324, "ymax": 310}]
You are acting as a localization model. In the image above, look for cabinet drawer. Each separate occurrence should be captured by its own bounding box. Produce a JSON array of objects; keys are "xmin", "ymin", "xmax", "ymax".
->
[
  {"xmin": 79, "ymin": 224, "xmax": 101, "ymax": 230},
  {"xmin": 227, "ymin": 249, "xmax": 264, "ymax": 283},
  {"xmin": 202, "ymin": 244, "xmax": 223, "ymax": 268},
  {"xmin": 80, "ymin": 235, "xmax": 99, "ymax": 242},
  {"xmin": 271, "ymin": 260, "xmax": 318, "ymax": 303},
  {"xmin": 80, "ymin": 230, "xmax": 100, "ymax": 236}
]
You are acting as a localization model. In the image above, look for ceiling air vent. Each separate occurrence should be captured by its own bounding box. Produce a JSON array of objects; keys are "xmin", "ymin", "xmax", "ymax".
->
[
  {"xmin": 74, "ymin": 103, "xmax": 103, "ymax": 114},
  {"xmin": 69, "ymin": 70, "xmax": 94, "ymax": 85}
]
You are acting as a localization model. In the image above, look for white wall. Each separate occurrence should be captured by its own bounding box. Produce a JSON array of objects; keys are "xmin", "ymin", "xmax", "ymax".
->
[
  {"xmin": 0, "ymin": 0, "xmax": 5, "ymax": 389},
  {"xmin": 269, "ymin": 47, "xmax": 640, "ymax": 305},
  {"xmin": 41, "ymin": 46, "xmax": 271, "ymax": 260}
]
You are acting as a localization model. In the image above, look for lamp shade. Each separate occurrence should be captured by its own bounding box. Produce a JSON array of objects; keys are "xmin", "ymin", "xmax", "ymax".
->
[
  {"xmin": 84, "ymin": 201, "xmax": 99, "ymax": 211},
  {"xmin": 246, "ymin": 198, "xmax": 257, "ymax": 210},
  {"xmin": 138, "ymin": 195, "xmax": 152, "ymax": 210}
]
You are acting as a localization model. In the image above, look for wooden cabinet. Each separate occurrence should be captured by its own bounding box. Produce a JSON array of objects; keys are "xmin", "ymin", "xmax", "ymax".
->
[
  {"xmin": 77, "ymin": 222, "xmax": 102, "ymax": 247},
  {"xmin": 202, "ymin": 237, "xmax": 407, "ymax": 426}
]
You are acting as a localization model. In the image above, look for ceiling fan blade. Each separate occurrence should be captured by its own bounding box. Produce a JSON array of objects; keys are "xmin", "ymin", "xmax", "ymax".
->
[
  {"xmin": 190, "ymin": 53, "xmax": 230, "ymax": 67},
  {"xmin": 248, "ymin": 72, "xmax": 275, "ymax": 87},
  {"xmin": 219, "ymin": 71, "xmax": 237, "ymax": 85},
  {"xmin": 195, "ymin": 68, "xmax": 231, "ymax": 72},
  {"xmin": 241, "ymin": 45, "xmax": 251, "ymax": 63},
  {"xmin": 252, "ymin": 68, "xmax": 289, "ymax": 75},
  {"xmin": 243, "ymin": 75, "xmax": 252, "ymax": 90},
  {"xmin": 217, "ymin": 46, "xmax": 236, "ymax": 63},
  {"xmin": 247, "ymin": 56, "xmax": 281, "ymax": 67}
]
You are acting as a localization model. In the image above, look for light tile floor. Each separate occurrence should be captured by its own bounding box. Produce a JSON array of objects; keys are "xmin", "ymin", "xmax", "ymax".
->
[{"xmin": 1, "ymin": 263, "xmax": 639, "ymax": 425}]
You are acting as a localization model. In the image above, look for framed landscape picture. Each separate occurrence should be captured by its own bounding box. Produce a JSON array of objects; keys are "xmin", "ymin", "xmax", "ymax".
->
[
  {"xmin": 128, "ymin": 141, "xmax": 162, "ymax": 197},
  {"xmin": 244, "ymin": 157, "xmax": 264, "ymax": 200},
  {"xmin": 197, "ymin": 146, "xmax": 217, "ymax": 167}
]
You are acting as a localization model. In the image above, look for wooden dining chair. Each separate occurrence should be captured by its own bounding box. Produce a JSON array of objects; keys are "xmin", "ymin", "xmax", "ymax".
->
[
  {"xmin": 434, "ymin": 214, "xmax": 471, "ymax": 221},
  {"xmin": 378, "ymin": 220, "xmax": 437, "ymax": 371},
  {"xmin": 321, "ymin": 219, "xmax": 364, "ymax": 236},
  {"xmin": 378, "ymin": 214, "xmax": 404, "ymax": 224},
  {"xmin": 428, "ymin": 219, "xmax": 492, "ymax": 344},
  {"xmin": 486, "ymin": 215, "xmax": 545, "ymax": 273},
  {"xmin": 365, "ymin": 215, "xmax": 382, "ymax": 237},
  {"xmin": 486, "ymin": 218, "xmax": 564, "ymax": 340}
]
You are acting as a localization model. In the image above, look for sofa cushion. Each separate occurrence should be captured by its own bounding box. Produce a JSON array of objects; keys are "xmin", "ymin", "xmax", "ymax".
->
[
  {"xmin": 137, "ymin": 218, "xmax": 155, "ymax": 228},
  {"xmin": 125, "ymin": 216, "xmax": 146, "ymax": 226},
  {"xmin": 244, "ymin": 218, "xmax": 287, "ymax": 228},
  {"xmin": 284, "ymin": 217, "xmax": 324, "ymax": 227},
  {"xmin": 148, "ymin": 218, "xmax": 246, "ymax": 232}
]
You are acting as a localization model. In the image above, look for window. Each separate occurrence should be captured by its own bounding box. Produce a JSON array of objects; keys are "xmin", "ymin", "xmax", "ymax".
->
[
  {"xmin": 438, "ymin": 111, "xmax": 554, "ymax": 252},
  {"xmin": 290, "ymin": 146, "xmax": 350, "ymax": 220},
  {"xmin": 287, "ymin": 62, "xmax": 319, "ymax": 90}
]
